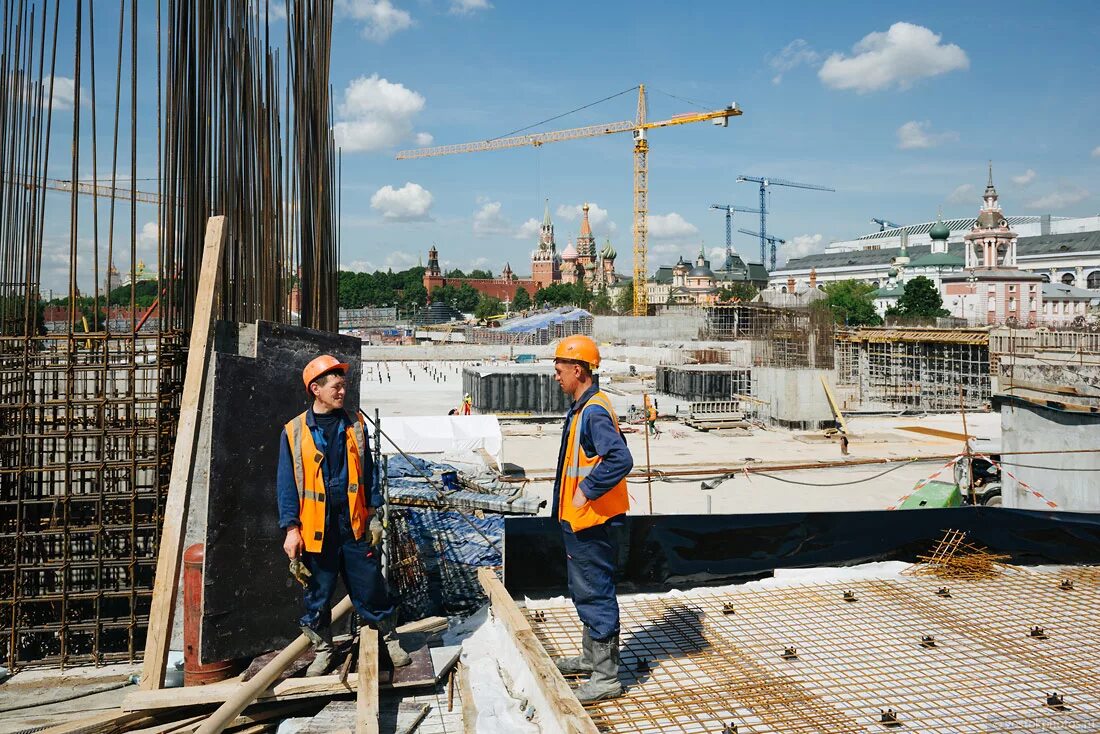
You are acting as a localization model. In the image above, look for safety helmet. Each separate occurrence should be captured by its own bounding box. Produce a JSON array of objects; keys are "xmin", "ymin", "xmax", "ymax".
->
[
  {"xmin": 554, "ymin": 334, "xmax": 600, "ymax": 370},
  {"xmin": 302, "ymin": 354, "xmax": 349, "ymax": 393}
]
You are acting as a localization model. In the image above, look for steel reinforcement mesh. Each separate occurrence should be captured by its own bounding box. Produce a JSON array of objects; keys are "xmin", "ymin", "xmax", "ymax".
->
[
  {"xmin": 528, "ymin": 568, "xmax": 1100, "ymax": 733},
  {"xmin": 0, "ymin": 333, "xmax": 185, "ymax": 667}
]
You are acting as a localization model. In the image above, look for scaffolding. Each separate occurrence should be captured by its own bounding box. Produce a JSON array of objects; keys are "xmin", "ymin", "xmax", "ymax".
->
[
  {"xmin": 835, "ymin": 328, "xmax": 991, "ymax": 411},
  {"xmin": 704, "ymin": 304, "xmax": 834, "ymax": 369}
]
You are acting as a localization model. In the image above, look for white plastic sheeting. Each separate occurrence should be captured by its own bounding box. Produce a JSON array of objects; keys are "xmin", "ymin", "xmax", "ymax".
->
[{"xmin": 376, "ymin": 415, "xmax": 503, "ymax": 470}]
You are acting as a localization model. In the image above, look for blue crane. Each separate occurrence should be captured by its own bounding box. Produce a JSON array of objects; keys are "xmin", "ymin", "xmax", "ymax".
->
[
  {"xmin": 737, "ymin": 228, "xmax": 786, "ymax": 271},
  {"xmin": 710, "ymin": 204, "xmax": 761, "ymax": 267},
  {"xmin": 736, "ymin": 175, "xmax": 835, "ymax": 270},
  {"xmin": 872, "ymin": 218, "xmax": 901, "ymax": 231}
]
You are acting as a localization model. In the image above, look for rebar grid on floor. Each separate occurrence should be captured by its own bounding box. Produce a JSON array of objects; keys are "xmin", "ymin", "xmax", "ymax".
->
[{"xmin": 527, "ymin": 568, "xmax": 1100, "ymax": 733}]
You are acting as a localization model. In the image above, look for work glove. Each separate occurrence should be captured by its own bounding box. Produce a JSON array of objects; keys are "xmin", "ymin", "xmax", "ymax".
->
[{"xmin": 369, "ymin": 512, "xmax": 384, "ymax": 547}]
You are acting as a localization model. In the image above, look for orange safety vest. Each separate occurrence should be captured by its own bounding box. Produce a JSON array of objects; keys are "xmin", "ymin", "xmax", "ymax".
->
[
  {"xmin": 284, "ymin": 410, "xmax": 372, "ymax": 553},
  {"xmin": 558, "ymin": 391, "xmax": 630, "ymax": 532}
]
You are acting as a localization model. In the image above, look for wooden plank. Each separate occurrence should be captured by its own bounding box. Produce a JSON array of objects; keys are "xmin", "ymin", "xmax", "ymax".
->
[
  {"xmin": 819, "ymin": 375, "xmax": 850, "ymax": 435},
  {"xmin": 140, "ymin": 216, "xmax": 228, "ymax": 690},
  {"xmin": 395, "ymin": 616, "xmax": 448, "ymax": 635},
  {"xmin": 456, "ymin": 663, "xmax": 477, "ymax": 734},
  {"xmin": 898, "ymin": 426, "xmax": 974, "ymax": 441},
  {"xmin": 476, "ymin": 568, "xmax": 599, "ymax": 734},
  {"xmin": 34, "ymin": 710, "xmax": 160, "ymax": 734},
  {"xmin": 355, "ymin": 627, "xmax": 379, "ymax": 734},
  {"xmin": 396, "ymin": 703, "xmax": 430, "ymax": 734}
]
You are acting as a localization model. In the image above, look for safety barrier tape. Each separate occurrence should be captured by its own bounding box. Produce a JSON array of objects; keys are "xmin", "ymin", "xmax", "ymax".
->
[
  {"xmin": 886, "ymin": 455, "xmax": 962, "ymax": 510},
  {"xmin": 973, "ymin": 452, "xmax": 1059, "ymax": 509}
]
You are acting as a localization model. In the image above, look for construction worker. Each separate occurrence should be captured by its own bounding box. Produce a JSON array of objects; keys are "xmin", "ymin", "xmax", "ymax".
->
[
  {"xmin": 276, "ymin": 354, "xmax": 411, "ymax": 675},
  {"xmin": 645, "ymin": 397, "xmax": 659, "ymax": 438},
  {"xmin": 550, "ymin": 335, "xmax": 633, "ymax": 702},
  {"xmin": 462, "ymin": 393, "xmax": 472, "ymax": 415}
]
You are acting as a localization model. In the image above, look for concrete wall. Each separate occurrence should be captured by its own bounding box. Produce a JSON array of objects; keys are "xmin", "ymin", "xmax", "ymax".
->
[
  {"xmin": 753, "ymin": 367, "xmax": 838, "ymax": 430},
  {"xmin": 592, "ymin": 314, "xmax": 705, "ymax": 343},
  {"xmin": 1001, "ymin": 400, "xmax": 1100, "ymax": 511},
  {"xmin": 360, "ymin": 340, "xmax": 751, "ymax": 368}
]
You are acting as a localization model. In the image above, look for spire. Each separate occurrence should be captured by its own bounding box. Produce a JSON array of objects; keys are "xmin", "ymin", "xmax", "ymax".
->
[
  {"xmin": 543, "ymin": 198, "xmax": 551, "ymax": 227},
  {"xmin": 579, "ymin": 203, "xmax": 592, "ymax": 237},
  {"xmin": 987, "ymin": 160, "xmax": 993, "ymax": 188}
]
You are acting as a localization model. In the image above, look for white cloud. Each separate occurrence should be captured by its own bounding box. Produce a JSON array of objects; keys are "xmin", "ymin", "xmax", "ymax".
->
[
  {"xmin": 896, "ymin": 120, "xmax": 958, "ymax": 150},
  {"xmin": 648, "ymin": 243, "xmax": 682, "ymax": 257},
  {"xmin": 647, "ymin": 212, "xmax": 698, "ymax": 240},
  {"xmin": 138, "ymin": 221, "xmax": 159, "ymax": 249},
  {"xmin": 332, "ymin": 74, "xmax": 428, "ymax": 153},
  {"xmin": 48, "ymin": 76, "xmax": 79, "ymax": 110},
  {"xmin": 1026, "ymin": 185, "xmax": 1091, "ymax": 210},
  {"xmin": 708, "ymin": 247, "xmax": 727, "ymax": 264},
  {"xmin": 555, "ymin": 202, "xmax": 617, "ymax": 235},
  {"xmin": 370, "ymin": 182, "xmax": 433, "ymax": 221},
  {"xmin": 339, "ymin": 0, "xmax": 413, "ymax": 42},
  {"xmin": 947, "ymin": 183, "xmax": 975, "ymax": 204},
  {"xmin": 414, "ymin": 132, "xmax": 434, "ymax": 146},
  {"xmin": 769, "ymin": 39, "xmax": 820, "ymax": 85},
  {"xmin": 819, "ymin": 22, "xmax": 969, "ymax": 93},
  {"xmin": 516, "ymin": 218, "xmax": 540, "ymax": 240},
  {"xmin": 1012, "ymin": 169, "xmax": 1037, "ymax": 186},
  {"xmin": 783, "ymin": 233, "xmax": 826, "ymax": 260},
  {"xmin": 1091, "ymin": 146, "xmax": 1100, "ymax": 159},
  {"xmin": 450, "ymin": 0, "xmax": 491, "ymax": 14},
  {"xmin": 252, "ymin": 0, "xmax": 286, "ymax": 21},
  {"xmin": 342, "ymin": 259, "xmax": 378, "ymax": 272},
  {"xmin": 472, "ymin": 201, "xmax": 514, "ymax": 237}
]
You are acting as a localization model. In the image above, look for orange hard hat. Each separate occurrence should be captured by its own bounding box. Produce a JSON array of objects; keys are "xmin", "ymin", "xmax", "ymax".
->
[
  {"xmin": 554, "ymin": 334, "xmax": 600, "ymax": 369},
  {"xmin": 302, "ymin": 354, "xmax": 349, "ymax": 393}
]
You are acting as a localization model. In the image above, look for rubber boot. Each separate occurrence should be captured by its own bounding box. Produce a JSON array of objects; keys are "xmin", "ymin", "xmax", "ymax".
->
[
  {"xmin": 573, "ymin": 634, "xmax": 623, "ymax": 703},
  {"xmin": 300, "ymin": 625, "xmax": 334, "ymax": 677},
  {"xmin": 555, "ymin": 627, "xmax": 594, "ymax": 676},
  {"xmin": 376, "ymin": 616, "xmax": 412, "ymax": 668}
]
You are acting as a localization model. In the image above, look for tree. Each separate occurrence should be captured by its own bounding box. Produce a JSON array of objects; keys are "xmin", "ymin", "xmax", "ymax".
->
[
  {"xmin": 822, "ymin": 279, "xmax": 881, "ymax": 326},
  {"xmin": 455, "ymin": 283, "xmax": 481, "ymax": 312},
  {"xmin": 615, "ymin": 279, "xmax": 635, "ymax": 314},
  {"xmin": 717, "ymin": 282, "xmax": 758, "ymax": 302},
  {"xmin": 512, "ymin": 286, "xmax": 531, "ymax": 311},
  {"xmin": 445, "ymin": 268, "xmax": 465, "ymax": 278},
  {"xmin": 591, "ymin": 287, "xmax": 613, "ymax": 315},
  {"xmin": 886, "ymin": 276, "xmax": 949, "ymax": 322},
  {"xmin": 474, "ymin": 294, "xmax": 504, "ymax": 320},
  {"xmin": 468, "ymin": 268, "xmax": 493, "ymax": 280}
]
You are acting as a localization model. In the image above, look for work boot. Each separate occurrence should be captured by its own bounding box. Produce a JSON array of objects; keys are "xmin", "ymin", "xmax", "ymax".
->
[
  {"xmin": 555, "ymin": 627, "xmax": 595, "ymax": 676},
  {"xmin": 573, "ymin": 634, "xmax": 623, "ymax": 703},
  {"xmin": 376, "ymin": 616, "xmax": 412, "ymax": 668},
  {"xmin": 300, "ymin": 625, "xmax": 334, "ymax": 677}
]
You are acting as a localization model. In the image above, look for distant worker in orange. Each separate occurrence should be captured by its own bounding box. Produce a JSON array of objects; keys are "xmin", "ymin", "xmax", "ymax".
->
[
  {"xmin": 550, "ymin": 335, "xmax": 632, "ymax": 702},
  {"xmin": 276, "ymin": 355, "xmax": 411, "ymax": 675},
  {"xmin": 461, "ymin": 393, "xmax": 472, "ymax": 415}
]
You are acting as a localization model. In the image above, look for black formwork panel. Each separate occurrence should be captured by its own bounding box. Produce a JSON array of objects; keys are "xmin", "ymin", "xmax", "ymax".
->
[
  {"xmin": 656, "ymin": 365, "xmax": 753, "ymax": 400},
  {"xmin": 463, "ymin": 365, "xmax": 575, "ymax": 415}
]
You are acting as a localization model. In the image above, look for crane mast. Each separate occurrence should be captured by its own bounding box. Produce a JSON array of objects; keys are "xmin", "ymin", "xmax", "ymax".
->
[{"xmin": 736, "ymin": 175, "xmax": 834, "ymax": 270}]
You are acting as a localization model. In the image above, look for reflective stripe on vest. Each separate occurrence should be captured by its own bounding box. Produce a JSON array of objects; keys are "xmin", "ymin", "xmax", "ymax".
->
[
  {"xmin": 284, "ymin": 410, "xmax": 372, "ymax": 553},
  {"xmin": 557, "ymin": 391, "xmax": 629, "ymax": 532}
]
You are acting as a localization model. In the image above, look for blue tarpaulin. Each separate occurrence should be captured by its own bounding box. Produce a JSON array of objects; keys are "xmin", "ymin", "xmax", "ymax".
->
[{"xmin": 494, "ymin": 306, "xmax": 592, "ymax": 334}]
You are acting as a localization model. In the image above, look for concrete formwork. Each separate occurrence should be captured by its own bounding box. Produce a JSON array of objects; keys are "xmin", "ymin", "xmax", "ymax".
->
[{"xmin": 753, "ymin": 367, "xmax": 837, "ymax": 430}]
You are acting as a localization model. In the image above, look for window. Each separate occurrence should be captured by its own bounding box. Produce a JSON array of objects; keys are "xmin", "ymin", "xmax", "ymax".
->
[
  {"xmin": 1061, "ymin": 272, "xmax": 1076, "ymax": 286},
  {"xmin": 1008, "ymin": 285, "xmax": 1016, "ymax": 292},
  {"xmin": 1041, "ymin": 273, "xmax": 1051, "ymax": 283},
  {"xmin": 1009, "ymin": 298, "xmax": 1016, "ymax": 311},
  {"xmin": 1029, "ymin": 298, "xmax": 1036, "ymax": 311},
  {"xmin": 1088, "ymin": 271, "xmax": 1100, "ymax": 290},
  {"xmin": 988, "ymin": 297, "xmax": 996, "ymax": 311}
]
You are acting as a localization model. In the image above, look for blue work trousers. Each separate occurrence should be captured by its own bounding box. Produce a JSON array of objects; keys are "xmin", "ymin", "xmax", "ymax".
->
[
  {"xmin": 299, "ymin": 488, "xmax": 395, "ymax": 629},
  {"xmin": 562, "ymin": 521, "xmax": 620, "ymax": 641}
]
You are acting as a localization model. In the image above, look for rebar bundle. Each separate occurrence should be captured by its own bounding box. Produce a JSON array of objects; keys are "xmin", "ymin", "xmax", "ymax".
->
[
  {"xmin": 1, "ymin": 0, "xmax": 341, "ymax": 667},
  {"xmin": 904, "ymin": 529, "xmax": 1014, "ymax": 580}
]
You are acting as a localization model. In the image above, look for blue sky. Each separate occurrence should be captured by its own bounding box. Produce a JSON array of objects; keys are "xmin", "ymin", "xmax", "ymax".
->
[{"xmin": 32, "ymin": 0, "xmax": 1100, "ymax": 292}]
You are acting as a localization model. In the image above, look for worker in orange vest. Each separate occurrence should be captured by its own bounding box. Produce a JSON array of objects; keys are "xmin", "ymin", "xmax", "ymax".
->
[
  {"xmin": 550, "ymin": 335, "xmax": 632, "ymax": 702},
  {"xmin": 277, "ymin": 355, "xmax": 411, "ymax": 675}
]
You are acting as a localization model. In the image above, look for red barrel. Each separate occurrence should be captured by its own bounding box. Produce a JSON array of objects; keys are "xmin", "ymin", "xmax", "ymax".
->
[{"xmin": 183, "ymin": 543, "xmax": 236, "ymax": 686}]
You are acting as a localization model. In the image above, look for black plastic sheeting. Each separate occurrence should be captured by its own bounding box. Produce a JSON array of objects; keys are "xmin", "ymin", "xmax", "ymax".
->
[
  {"xmin": 462, "ymin": 367, "xmax": 579, "ymax": 415},
  {"xmin": 503, "ymin": 508, "xmax": 1100, "ymax": 597},
  {"xmin": 655, "ymin": 365, "xmax": 753, "ymax": 400}
]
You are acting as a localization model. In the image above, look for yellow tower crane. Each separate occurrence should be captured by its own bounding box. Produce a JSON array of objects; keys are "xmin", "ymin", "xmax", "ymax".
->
[{"xmin": 395, "ymin": 85, "xmax": 742, "ymax": 316}]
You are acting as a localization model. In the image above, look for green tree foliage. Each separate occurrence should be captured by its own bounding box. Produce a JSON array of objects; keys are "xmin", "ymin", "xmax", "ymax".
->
[
  {"xmin": 615, "ymin": 279, "xmax": 635, "ymax": 314},
  {"xmin": 717, "ymin": 282, "xmax": 758, "ymax": 302},
  {"xmin": 468, "ymin": 268, "xmax": 493, "ymax": 280},
  {"xmin": 445, "ymin": 268, "xmax": 465, "ymax": 278},
  {"xmin": 590, "ymin": 287, "xmax": 613, "ymax": 315},
  {"xmin": 474, "ymin": 294, "xmax": 504, "ymax": 320},
  {"xmin": 455, "ymin": 283, "xmax": 481, "ymax": 312},
  {"xmin": 337, "ymin": 267, "xmax": 427, "ymax": 309},
  {"xmin": 821, "ymin": 279, "xmax": 882, "ymax": 326},
  {"xmin": 535, "ymin": 283, "xmax": 591, "ymax": 309},
  {"xmin": 511, "ymin": 286, "xmax": 531, "ymax": 311},
  {"xmin": 886, "ymin": 276, "xmax": 950, "ymax": 322}
]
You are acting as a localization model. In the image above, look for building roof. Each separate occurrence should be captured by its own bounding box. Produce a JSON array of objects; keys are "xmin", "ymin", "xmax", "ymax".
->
[
  {"xmin": 873, "ymin": 284, "xmax": 905, "ymax": 298},
  {"xmin": 688, "ymin": 264, "xmax": 714, "ymax": 278},
  {"xmin": 1042, "ymin": 282, "xmax": 1099, "ymax": 301},
  {"xmin": 855, "ymin": 216, "xmax": 1050, "ymax": 241},
  {"xmin": 909, "ymin": 252, "xmax": 964, "ymax": 267},
  {"xmin": 781, "ymin": 231, "xmax": 1100, "ymax": 273}
]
